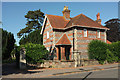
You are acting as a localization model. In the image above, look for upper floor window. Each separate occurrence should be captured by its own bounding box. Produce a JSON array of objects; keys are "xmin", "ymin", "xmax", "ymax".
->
[
  {"xmin": 84, "ymin": 29, "xmax": 87, "ymax": 37},
  {"xmin": 47, "ymin": 31, "xmax": 49, "ymax": 39},
  {"xmin": 97, "ymin": 30, "xmax": 100, "ymax": 38}
]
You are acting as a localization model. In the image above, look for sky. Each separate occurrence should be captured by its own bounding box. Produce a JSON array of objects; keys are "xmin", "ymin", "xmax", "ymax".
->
[{"xmin": 2, "ymin": 2, "xmax": 118, "ymax": 45}]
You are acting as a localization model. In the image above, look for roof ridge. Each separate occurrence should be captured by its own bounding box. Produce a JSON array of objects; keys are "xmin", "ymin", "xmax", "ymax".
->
[
  {"xmin": 64, "ymin": 13, "xmax": 83, "ymax": 28},
  {"xmin": 82, "ymin": 14, "xmax": 104, "ymax": 27},
  {"xmin": 65, "ymin": 13, "xmax": 104, "ymax": 28},
  {"xmin": 46, "ymin": 14, "xmax": 63, "ymax": 17}
]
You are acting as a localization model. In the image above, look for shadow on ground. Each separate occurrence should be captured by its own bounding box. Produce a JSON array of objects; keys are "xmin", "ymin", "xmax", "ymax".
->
[{"xmin": 2, "ymin": 62, "xmax": 43, "ymax": 75}]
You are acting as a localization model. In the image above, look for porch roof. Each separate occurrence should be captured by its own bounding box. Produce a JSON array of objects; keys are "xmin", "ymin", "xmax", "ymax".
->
[{"xmin": 56, "ymin": 34, "xmax": 71, "ymax": 45}]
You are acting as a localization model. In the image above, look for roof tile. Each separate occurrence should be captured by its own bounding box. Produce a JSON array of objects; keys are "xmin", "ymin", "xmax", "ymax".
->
[
  {"xmin": 47, "ymin": 14, "xmax": 108, "ymax": 29},
  {"xmin": 47, "ymin": 14, "xmax": 69, "ymax": 28},
  {"xmin": 56, "ymin": 34, "xmax": 71, "ymax": 45}
]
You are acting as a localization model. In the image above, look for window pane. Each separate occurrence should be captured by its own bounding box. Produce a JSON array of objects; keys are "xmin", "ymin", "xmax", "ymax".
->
[
  {"xmin": 47, "ymin": 31, "xmax": 49, "ymax": 39},
  {"xmin": 97, "ymin": 30, "xmax": 100, "ymax": 38},
  {"xmin": 84, "ymin": 29, "xmax": 87, "ymax": 37}
]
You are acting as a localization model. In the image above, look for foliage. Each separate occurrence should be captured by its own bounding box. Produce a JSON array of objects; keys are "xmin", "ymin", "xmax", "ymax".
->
[
  {"xmin": 2, "ymin": 58, "xmax": 16, "ymax": 64},
  {"xmin": 88, "ymin": 39, "xmax": 120, "ymax": 64},
  {"xmin": 21, "ymin": 43, "xmax": 48, "ymax": 64},
  {"xmin": 14, "ymin": 45, "xmax": 21, "ymax": 68},
  {"xmin": 1, "ymin": 28, "xmax": 15, "ymax": 60},
  {"xmin": 106, "ymin": 49, "xmax": 116, "ymax": 63},
  {"xmin": 88, "ymin": 40, "xmax": 107, "ymax": 64},
  {"xmin": 17, "ymin": 9, "xmax": 44, "ymax": 38},
  {"xmin": 108, "ymin": 41, "xmax": 120, "ymax": 62},
  {"xmin": 19, "ymin": 29, "xmax": 43, "ymax": 45},
  {"xmin": 105, "ymin": 18, "xmax": 120, "ymax": 42}
]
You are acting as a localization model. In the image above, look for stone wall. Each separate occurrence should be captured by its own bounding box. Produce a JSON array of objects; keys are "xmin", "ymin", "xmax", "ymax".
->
[
  {"xmin": 77, "ymin": 28, "xmax": 106, "ymax": 59},
  {"xmin": 40, "ymin": 60, "xmax": 75, "ymax": 68},
  {"xmin": 31, "ymin": 60, "xmax": 102, "ymax": 68},
  {"xmin": 43, "ymin": 20, "xmax": 54, "ymax": 51}
]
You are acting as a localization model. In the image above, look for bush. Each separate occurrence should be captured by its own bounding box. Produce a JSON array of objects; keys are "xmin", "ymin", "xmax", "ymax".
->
[
  {"xmin": 88, "ymin": 40, "xmax": 107, "ymax": 64},
  {"xmin": 21, "ymin": 43, "xmax": 48, "ymax": 64},
  {"xmin": 108, "ymin": 41, "xmax": 120, "ymax": 62},
  {"xmin": 106, "ymin": 49, "xmax": 116, "ymax": 63}
]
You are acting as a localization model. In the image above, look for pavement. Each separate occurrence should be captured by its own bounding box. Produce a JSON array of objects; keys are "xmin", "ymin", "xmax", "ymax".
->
[{"xmin": 2, "ymin": 63, "xmax": 119, "ymax": 78}]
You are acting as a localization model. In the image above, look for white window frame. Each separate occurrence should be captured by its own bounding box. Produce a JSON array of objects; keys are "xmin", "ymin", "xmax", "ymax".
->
[
  {"xmin": 84, "ymin": 29, "xmax": 87, "ymax": 37},
  {"xmin": 47, "ymin": 31, "xmax": 49, "ymax": 39},
  {"xmin": 97, "ymin": 30, "xmax": 100, "ymax": 38}
]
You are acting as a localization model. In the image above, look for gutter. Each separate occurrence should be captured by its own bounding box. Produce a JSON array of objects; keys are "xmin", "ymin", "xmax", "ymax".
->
[{"xmin": 53, "ymin": 25, "xmax": 109, "ymax": 30}]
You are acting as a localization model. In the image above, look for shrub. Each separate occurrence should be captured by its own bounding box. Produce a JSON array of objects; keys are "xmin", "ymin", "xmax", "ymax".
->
[
  {"xmin": 106, "ymin": 49, "xmax": 116, "ymax": 63},
  {"xmin": 21, "ymin": 43, "xmax": 49, "ymax": 64},
  {"xmin": 108, "ymin": 41, "xmax": 120, "ymax": 62},
  {"xmin": 88, "ymin": 40, "xmax": 107, "ymax": 64}
]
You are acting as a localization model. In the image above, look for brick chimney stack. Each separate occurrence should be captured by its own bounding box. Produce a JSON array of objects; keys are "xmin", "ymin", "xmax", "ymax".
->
[
  {"xmin": 62, "ymin": 6, "xmax": 70, "ymax": 20},
  {"xmin": 96, "ymin": 13, "xmax": 101, "ymax": 24}
]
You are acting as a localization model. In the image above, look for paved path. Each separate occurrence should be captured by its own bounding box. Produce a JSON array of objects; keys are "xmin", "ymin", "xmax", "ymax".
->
[{"xmin": 2, "ymin": 63, "xmax": 119, "ymax": 78}]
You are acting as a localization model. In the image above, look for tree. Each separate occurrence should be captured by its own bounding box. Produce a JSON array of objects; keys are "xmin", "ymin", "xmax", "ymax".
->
[
  {"xmin": 1, "ymin": 28, "xmax": 15, "ymax": 60},
  {"xmin": 17, "ymin": 9, "xmax": 44, "ymax": 38},
  {"xmin": 19, "ymin": 29, "xmax": 43, "ymax": 45},
  {"xmin": 105, "ymin": 18, "xmax": 120, "ymax": 42}
]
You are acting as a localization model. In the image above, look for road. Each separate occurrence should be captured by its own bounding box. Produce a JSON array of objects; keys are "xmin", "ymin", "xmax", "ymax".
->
[
  {"xmin": 47, "ymin": 68, "xmax": 118, "ymax": 78},
  {"xmin": 2, "ymin": 63, "xmax": 119, "ymax": 79}
]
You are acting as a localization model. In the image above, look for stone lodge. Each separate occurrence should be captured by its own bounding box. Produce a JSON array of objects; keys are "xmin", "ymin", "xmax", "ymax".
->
[{"xmin": 40, "ymin": 6, "xmax": 109, "ymax": 61}]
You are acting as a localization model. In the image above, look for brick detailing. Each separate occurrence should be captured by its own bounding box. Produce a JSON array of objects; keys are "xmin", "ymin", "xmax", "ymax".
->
[
  {"xmin": 75, "ymin": 28, "xmax": 77, "ymax": 50},
  {"xmin": 56, "ymin": 34, "xmax": 71, "ymax": 45},
  {"xmin": 43, "ymin": 20, "xmax": 54, "ymax": 52},
  {"xmin": 65, "ymin": 30, "xmax": 74, "ymax": 60},
  {"xmin": 55, "ymin": 32, "xmax": 64, "ymax": 43},
  {"xmin": 77, "ymin": 28, "xmax": 106, "ymax": 59}
]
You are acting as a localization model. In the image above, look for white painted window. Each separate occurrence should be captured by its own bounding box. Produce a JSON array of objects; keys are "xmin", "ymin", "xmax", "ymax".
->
[
  {"xmin": 47, "ymin": 31, "xmax": 49, "ymax": 39},
  {"xmin": 84, "ymin": 29, "xmax": 87, "ymax": 37},
  {"xmin": 97, "ymin": 30, "xmax": 100, "ymax": 38}
]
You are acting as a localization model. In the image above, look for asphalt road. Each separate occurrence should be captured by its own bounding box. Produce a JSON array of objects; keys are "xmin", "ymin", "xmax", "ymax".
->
[{"xmin": 47, "ymin": 68, "xmax": 118, "ymax": 78}]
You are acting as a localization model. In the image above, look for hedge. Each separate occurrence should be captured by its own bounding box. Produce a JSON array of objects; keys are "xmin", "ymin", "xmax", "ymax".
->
[
  {"xmin": 107, "ymin": 41, "xmax": 120, "ymax": 62},
  {"xmin": 88, "ymin": 40, "xmax": 107, "ymax": 64},
  {"xmin": 88, "ymin": 40, "xmax": 120, "ymax": 64},
  {"xmin": 21, "ymin": 43, "xmax": 49, "ymax": 64}
]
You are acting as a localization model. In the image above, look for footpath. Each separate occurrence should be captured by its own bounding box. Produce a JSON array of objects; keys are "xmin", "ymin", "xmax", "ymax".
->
[{"xmin": 2, "ymin": 63, "xmax": 119, "ymax": 78}]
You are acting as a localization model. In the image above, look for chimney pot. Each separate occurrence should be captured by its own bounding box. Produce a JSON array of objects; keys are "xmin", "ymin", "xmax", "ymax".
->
[
  {"xmin": 96, "ymin": 13, "xmax": 101, "ymax": 24},
  {"xmin": 62, "ymin": 6, "xmax": 70, "ymax": 20}
]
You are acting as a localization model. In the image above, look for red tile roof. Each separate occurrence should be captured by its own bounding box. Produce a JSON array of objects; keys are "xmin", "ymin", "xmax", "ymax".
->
[
  {"xmin": 47, "ymin": 14, "xmax": 69, "ymax": 28},
  {"xmin": 56, "ymin": 34, "xmax": 71, "ymax": 45},
  {"xmin": 46, "ymin": 14, "xmax": 108, "ymax": 29}
]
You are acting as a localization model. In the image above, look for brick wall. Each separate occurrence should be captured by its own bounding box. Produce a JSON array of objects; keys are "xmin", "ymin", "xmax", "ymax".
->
[
  {"xmin": 65, "ymin": 30, "xmax": 74, "ymax": 60},
  {"xmin": 43, "ymin": 20, "xmax": 54, "ymax": 52},
  {"xmin": 77, "ymin": 28, "xmax": 106, "ymax": 59},
  {"xmin": 43, "ymin": 23, "xmax": 106, "ymax": 60}
]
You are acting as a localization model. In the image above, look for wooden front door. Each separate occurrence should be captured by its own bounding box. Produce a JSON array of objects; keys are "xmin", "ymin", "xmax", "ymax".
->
[
  {"xmin": 65, "ymin": 46, "xmax": 70, "ymax": 60},
  {"xmin": 58, "ymin": 47, "xmax": 61, "ymax": 60}
]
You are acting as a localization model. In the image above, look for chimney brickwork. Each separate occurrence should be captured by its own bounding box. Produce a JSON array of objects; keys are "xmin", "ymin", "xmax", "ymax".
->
[
  {"xmin": 62, "ymin": 6, "xmax": 70, "ymax": 20},
  {"xmin": 96, "ymin": 13, "xmax": 101, "ymax": 24}
]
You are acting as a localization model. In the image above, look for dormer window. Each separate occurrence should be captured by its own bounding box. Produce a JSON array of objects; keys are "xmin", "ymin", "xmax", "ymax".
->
[
  {"xmin": 97, "ymin": 30, "xmax": 100, "ymax": 38},
  {"xmin": 84, "ymin": 29, "xmax": 87, "ymax": 37},
  {"xmin": 47, "ymin": 31, "xmax": 49, "ymax": 39}
]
